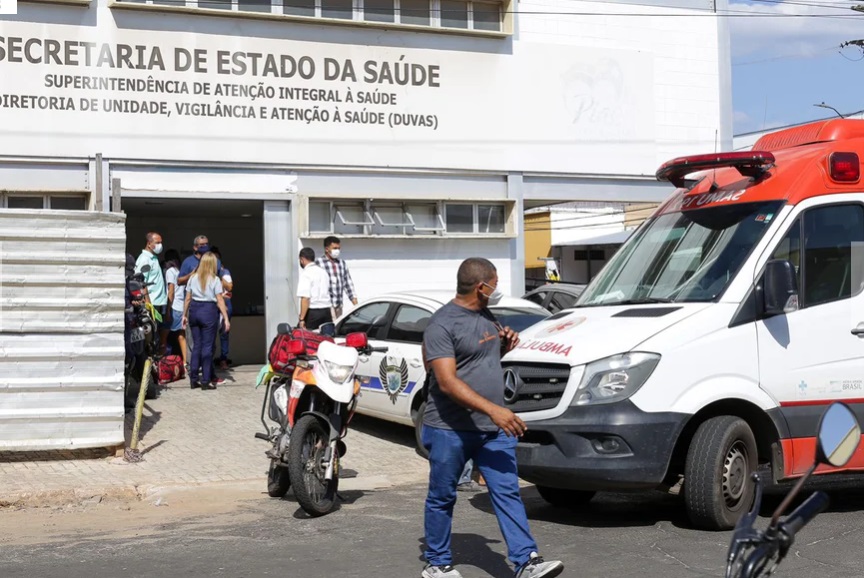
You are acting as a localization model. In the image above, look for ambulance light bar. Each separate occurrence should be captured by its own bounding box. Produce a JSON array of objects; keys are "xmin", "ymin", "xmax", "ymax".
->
[{"xmin": 656, "ymin": 151, "xmax": 776, "ymax": 188}]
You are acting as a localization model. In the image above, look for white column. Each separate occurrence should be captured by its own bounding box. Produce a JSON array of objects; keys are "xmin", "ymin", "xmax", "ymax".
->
[
  {"xmin": 263, "ymin": 200, "xmax": 297, "ymax": 350},
  {"xmin": 508, "ymin": 173, "xmax": 526, "ymax": 297}
]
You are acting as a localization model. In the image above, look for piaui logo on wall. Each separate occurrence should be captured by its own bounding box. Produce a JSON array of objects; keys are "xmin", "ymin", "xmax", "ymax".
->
[{"xmin": 0, "ymin": 0, "xmax": 18, "ymax": 14}]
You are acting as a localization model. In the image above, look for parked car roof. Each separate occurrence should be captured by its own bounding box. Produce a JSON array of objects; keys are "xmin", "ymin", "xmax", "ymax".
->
[
  {"xmin": 370, "ymin": 290, "xmax": 549, "ymax": 311},
  {"xmin": 523, "ymin": 283, "xmax": 587, "ymax": 297}
]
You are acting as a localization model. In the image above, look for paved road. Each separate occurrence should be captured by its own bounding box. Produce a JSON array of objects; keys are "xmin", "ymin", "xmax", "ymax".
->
[{"xmin": 2, "ymin": 482, "xmax": 864, "ymax": 578}]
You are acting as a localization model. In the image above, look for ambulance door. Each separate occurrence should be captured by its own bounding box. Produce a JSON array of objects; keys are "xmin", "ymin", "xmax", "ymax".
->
[{"xmin": 756, "ymin": 201, "xmax": 864, "ymax": 474}]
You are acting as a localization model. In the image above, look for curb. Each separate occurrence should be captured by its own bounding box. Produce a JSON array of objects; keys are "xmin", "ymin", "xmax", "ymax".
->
[{"xmin": 0, "ymin": 472, "xmax": 433, "ymax": 510}]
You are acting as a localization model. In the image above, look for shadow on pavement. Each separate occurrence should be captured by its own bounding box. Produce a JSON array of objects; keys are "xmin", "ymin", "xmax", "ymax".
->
[
  {"xmin": 417, "ymin": 533, "xmax": 512, "ymax": 577},
  {"xmin": 467, "ymin": 487, "xmax": 695, "ymax": 530}
]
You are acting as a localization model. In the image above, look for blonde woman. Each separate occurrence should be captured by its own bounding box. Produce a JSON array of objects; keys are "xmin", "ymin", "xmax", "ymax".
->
[{"xmin": 182, "ymin": 252, "xmax": 231, "ymax": 390}]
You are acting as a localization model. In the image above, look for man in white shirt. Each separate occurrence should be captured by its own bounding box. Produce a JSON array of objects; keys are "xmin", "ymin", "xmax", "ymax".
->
[{"xmin": 297, "ymin": 247, "xmax": 334, "ymax": 331}]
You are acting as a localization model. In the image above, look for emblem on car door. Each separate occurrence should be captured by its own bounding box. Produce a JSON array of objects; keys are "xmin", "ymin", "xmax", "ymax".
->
[
  {"xmin": 503, "ymin": 368, "xmax": 522, "ymax": 404},
  {"xmin": 379, "ymin": 356, "xmax": 410, "ymax": 404}
]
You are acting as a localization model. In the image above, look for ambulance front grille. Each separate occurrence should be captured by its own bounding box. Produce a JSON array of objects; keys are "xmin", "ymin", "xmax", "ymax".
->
[{"xmin": 500, "ymin": 362, "xmax": 572, "ymax": 413}]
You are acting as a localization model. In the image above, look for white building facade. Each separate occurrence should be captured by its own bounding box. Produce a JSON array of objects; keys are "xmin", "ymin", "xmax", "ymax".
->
[{"xmin": 1, "ymin": 0, "xmax": 732, "ymax": 362}]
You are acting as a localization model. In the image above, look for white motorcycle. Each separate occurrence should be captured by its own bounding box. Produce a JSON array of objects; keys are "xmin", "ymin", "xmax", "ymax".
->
[{"xmin": 255, "ymin": 322, "xmax": 387, "ymax": 517}]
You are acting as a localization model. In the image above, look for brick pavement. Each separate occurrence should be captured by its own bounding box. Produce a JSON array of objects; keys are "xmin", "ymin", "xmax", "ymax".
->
[{"xmin": 0, "ymin": 366, "xmax": 431, "ymax": 507}]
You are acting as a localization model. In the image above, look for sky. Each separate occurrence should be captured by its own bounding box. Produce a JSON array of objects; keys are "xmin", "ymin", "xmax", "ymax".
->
[{"xmin": 729, "ymin": 0, "xmax": 864, "ymax": 136}]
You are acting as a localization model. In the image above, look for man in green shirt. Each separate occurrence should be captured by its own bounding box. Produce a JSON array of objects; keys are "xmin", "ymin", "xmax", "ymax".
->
[{"xmin": 135, "ymin": 231, "xmax": 170, "ymax": 355}]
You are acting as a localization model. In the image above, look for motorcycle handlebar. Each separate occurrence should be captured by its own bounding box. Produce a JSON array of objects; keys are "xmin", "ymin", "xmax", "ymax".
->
[{"xmin": 780, "ymin": 491, "xmax": 830, "ymax": 537}]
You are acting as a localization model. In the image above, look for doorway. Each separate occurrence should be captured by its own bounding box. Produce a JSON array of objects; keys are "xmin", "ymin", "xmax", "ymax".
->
[{"xmin": 123, "ymin": 198, "xmax": 267, "ymax": 366}]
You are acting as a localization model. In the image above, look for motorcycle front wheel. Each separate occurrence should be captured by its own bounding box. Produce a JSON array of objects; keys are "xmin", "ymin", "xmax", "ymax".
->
[{"xmin": 287, "ymin": 414, "xmax": 339, "ymax": 517}]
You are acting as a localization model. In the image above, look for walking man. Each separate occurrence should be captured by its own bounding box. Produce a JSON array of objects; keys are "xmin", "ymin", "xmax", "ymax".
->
[
  {"xmin": 298, "ymin": 247, "xmax": 333, "ymax": 331},
  {"xmin": 135, "ymin": 232, "xmax": 170, "ymax": 356},
  {"xmin": 421, "ymin": 257, "xmax": 564, "ymax": 578},
  {"xmin": 316, "ymin": 236, "xmax": 358, "ymax": 320}
]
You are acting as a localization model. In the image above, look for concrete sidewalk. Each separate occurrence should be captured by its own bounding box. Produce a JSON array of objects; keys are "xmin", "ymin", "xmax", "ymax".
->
[{"xmin": 0, "ymin": 366, "xmax": 431, "ymax": 508}]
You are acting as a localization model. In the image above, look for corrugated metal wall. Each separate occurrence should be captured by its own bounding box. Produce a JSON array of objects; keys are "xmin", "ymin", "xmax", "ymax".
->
[{"xmin": 0, "ymin": 210, "xmax": 126, "ymax": 451}]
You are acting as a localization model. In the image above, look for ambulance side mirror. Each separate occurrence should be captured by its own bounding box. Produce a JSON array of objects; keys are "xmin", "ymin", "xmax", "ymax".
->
[{"xmin": 763, "ymin": 259, "xmax": 799, "ymax": 316}]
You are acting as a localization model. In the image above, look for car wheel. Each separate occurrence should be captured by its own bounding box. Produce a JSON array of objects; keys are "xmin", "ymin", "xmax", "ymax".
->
[
  {"xmin": 414, "ymin": 401, "xmax": 429, "ymax": 460},
  {"xmin": 684, "ymin": 415, "xmax": 757, "ymax": 531}
]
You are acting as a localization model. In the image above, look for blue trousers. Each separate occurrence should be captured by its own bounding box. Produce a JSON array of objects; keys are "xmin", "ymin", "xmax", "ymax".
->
[
  {"xmin": 423, "ymin": 425, "xmax": 538, "ymax": 569},
  {"xmin": 189, "ymin": 301, "xmax": 219, "ymax": 385},
  {"xmin": 218, "ymin": 299, "xmax": 232, "ymax": 361}
]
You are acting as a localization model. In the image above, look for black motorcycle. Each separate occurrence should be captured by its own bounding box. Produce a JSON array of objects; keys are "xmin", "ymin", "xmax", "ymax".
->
[
  {"xmin": 124, "ymin": 261, "xmax": 160, "ymax": 409},
  {"xmin": 725, "ymin": 401, "xmax": 861, "ymax": 577}
]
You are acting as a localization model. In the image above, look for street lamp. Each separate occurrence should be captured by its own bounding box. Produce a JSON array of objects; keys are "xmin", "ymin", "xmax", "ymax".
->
[{"xmin": 814, "ymin": 102, "xmax": 845, "ymax": 118}]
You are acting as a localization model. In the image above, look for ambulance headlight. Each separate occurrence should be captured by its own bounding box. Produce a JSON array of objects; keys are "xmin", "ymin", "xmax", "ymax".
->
[
  {"xmin": 324, "ymin": 360, "xmax": 355, "ymax": 384},
  {"xmin": 571, "ymin": 352, "xmax": 660, "ymax": 406}
]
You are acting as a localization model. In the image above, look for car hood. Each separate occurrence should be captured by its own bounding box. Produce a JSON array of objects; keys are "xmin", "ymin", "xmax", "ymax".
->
[{"xmin": 502, "ymin": 303, "xmax": 712, "ymax": 366}]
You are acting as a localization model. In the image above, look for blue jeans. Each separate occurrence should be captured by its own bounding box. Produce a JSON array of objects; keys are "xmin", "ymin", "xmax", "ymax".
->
[
  {"xmin": 423, "ymin": 425, "xmax": 538, "ymax": 570},
  {"xmin": 189, "ymin": 301, "xmax": 219, "ymax": 385}
]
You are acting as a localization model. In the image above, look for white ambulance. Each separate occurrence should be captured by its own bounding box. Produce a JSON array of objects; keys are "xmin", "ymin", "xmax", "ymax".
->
[{"xmin": 504, "ymin": 119, "xmax": 864, "ymax": 530}]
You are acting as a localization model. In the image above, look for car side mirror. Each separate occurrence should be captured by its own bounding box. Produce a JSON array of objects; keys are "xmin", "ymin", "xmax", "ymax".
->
[
  {"xmin": 763, "ymin": 259, "xmax": 798, "ymax": 316},
  {"xmin": 319, "ymin": 322, "xmax": 336, "ymax": 337}
]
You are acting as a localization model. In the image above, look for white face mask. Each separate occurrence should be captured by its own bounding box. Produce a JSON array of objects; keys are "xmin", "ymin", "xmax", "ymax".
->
[
  {"xmin": 330, "ymin": 248, "xmax": 341, "ymax": 259},
  {"xmin": 153, "ymin": 243, "xmax": 163, "ymax": 255},
  {"xmin": 483, "ymin": 283, "xmax": 504, "ymax": 306}
]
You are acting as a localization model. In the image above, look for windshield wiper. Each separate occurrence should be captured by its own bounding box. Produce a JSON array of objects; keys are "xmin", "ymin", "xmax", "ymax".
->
[{"xmin": 607, "ymin": 297, "xmax": 676, "ymax": 305}]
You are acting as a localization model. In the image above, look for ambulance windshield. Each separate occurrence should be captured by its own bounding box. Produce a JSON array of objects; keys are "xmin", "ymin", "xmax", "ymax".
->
[{"xmin": 577, "ymin": 201, "xmax": 784, "ymax": 306}]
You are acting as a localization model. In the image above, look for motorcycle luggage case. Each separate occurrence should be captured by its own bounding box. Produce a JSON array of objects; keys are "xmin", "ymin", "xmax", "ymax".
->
[{"xmin": 268, "ymin": 328, "xmax": 334, "ymax": 374}]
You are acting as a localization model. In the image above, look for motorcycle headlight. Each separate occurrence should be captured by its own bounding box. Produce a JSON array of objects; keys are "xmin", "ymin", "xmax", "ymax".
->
[
  {"xmin": 324, "ymin": 360, "xmax": 355, "ymax": 384},
  {"xmin": 571, "ymin": 352, "xmax": 660, "ymax": 406}
]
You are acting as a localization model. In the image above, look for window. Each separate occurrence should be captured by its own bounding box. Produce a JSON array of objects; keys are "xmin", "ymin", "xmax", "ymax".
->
[
  {"xmin": 799, "ymin": 204, "xmax": 864, "ymax": 307},
  {"xmin": 445, "ymin": 204, "xmax": 474, "ymax": 233},
  {"xmin": 388, "ymin": 305, "xmax": 432, "ymax": 343},
  {"xmin": 472, "ymin": 1, "xmax": 500, "ymax": 30},
  {"xmin": 364, "ymin": 0, "xmax": 394, "ymax": 21},
  {"xmin": 322, "ymin": 0, "xmax": 352, "ymax": 18},
  {"xmin": 336, "ymin": 302, "xmax": 391, "ymax": 338},
  {"xmin": 524, "ymin": 291, "xmax": 547, "ymax": 307},
  {"xmin": 579, "ymin": 201, "xmax": 784, "ymax": 306},
  {"xmin": 116, "ymin": 0, "xmax": 504, "ymax": 32},
  {"xmin": 478, "ymin": 204, "xmax": 505, "ymax": 233},
  {"xmin": 440, "ymin": 0, "xmax": 467, "ymax": 28},
  {"xmin": 3, "ymin": 194, "xmax": 88, "ymax": 210},
  {"xmin": 284, "ymin": 0, "xmax": 315, "ymax": 15},
  {"xmin": 548, "ymin": 291, "xmax": 578, "ymax": 313},
  {"xmin": 574, "ymin": 249, "xmax": 605, "ymax": 261},
  {"xmin": 7, "ymin": 196, "xmax": 44, "ymax": 209},
  {"xmin": 400, "ymin": 0, "xmax": 430, "ymax": 24},
  {"xmin": 490, "ymin": 307, "xmax": 550, "ymax": 332},
  {"xmin": 50, "ymin": 196, "xmax": 88, "ymax": 211},
  {"xmin": 239, "ymin": 0, "xmax": 272, "ymax": 11},
  {"xmin": 305, "ymin": 198, "xmax": 507, "ymax": 238},
  {"xmin": 309, "ymin": 201, "xmax": 332, "ymax": 232}
]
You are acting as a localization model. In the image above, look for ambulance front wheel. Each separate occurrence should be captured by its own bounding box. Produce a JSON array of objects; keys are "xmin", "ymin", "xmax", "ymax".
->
[{"xmin": 683, "ymin": 415, "xmax": 757, "ymax": 531}]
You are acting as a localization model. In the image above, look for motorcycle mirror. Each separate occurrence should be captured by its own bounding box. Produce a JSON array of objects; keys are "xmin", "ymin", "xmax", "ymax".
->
[{"xmin": 816, "ymin": 402, "xmax": 861, "ymax": 468}]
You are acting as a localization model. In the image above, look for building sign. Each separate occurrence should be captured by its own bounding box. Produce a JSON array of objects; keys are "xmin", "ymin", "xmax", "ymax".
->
[{"xmin": 0, "ymin": 18, "xmax": 667, "ymax": 173}]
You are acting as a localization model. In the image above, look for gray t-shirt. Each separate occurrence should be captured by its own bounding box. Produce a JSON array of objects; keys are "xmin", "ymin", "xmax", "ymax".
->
[{"xmin": 422, "ymin": 301, "xmax": 504, "ymax": 432}]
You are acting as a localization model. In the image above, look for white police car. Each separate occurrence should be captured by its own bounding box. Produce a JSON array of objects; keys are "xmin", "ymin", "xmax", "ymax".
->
[{"xmin": 331, "ymin": 291, "xmax": 551, "ymax": 456}]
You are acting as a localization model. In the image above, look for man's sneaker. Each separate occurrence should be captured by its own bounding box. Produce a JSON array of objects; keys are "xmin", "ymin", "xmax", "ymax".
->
[
  {"xmin": 515, "ymin": 553, "xmax": 564, "ymax": 578},
  {"xmin": 422, "ymin": 564, "xmax": 463, "ymax": 578}
]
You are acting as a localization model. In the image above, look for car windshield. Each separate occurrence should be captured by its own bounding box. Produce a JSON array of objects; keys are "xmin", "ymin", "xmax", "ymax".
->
[
  {"xmin": 491, "ymin": 307, "xmax": 551, "ymax": 332},
  {"xmin": 577, "ymin": 201, "xmax": 785, "ymax": 306}
]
